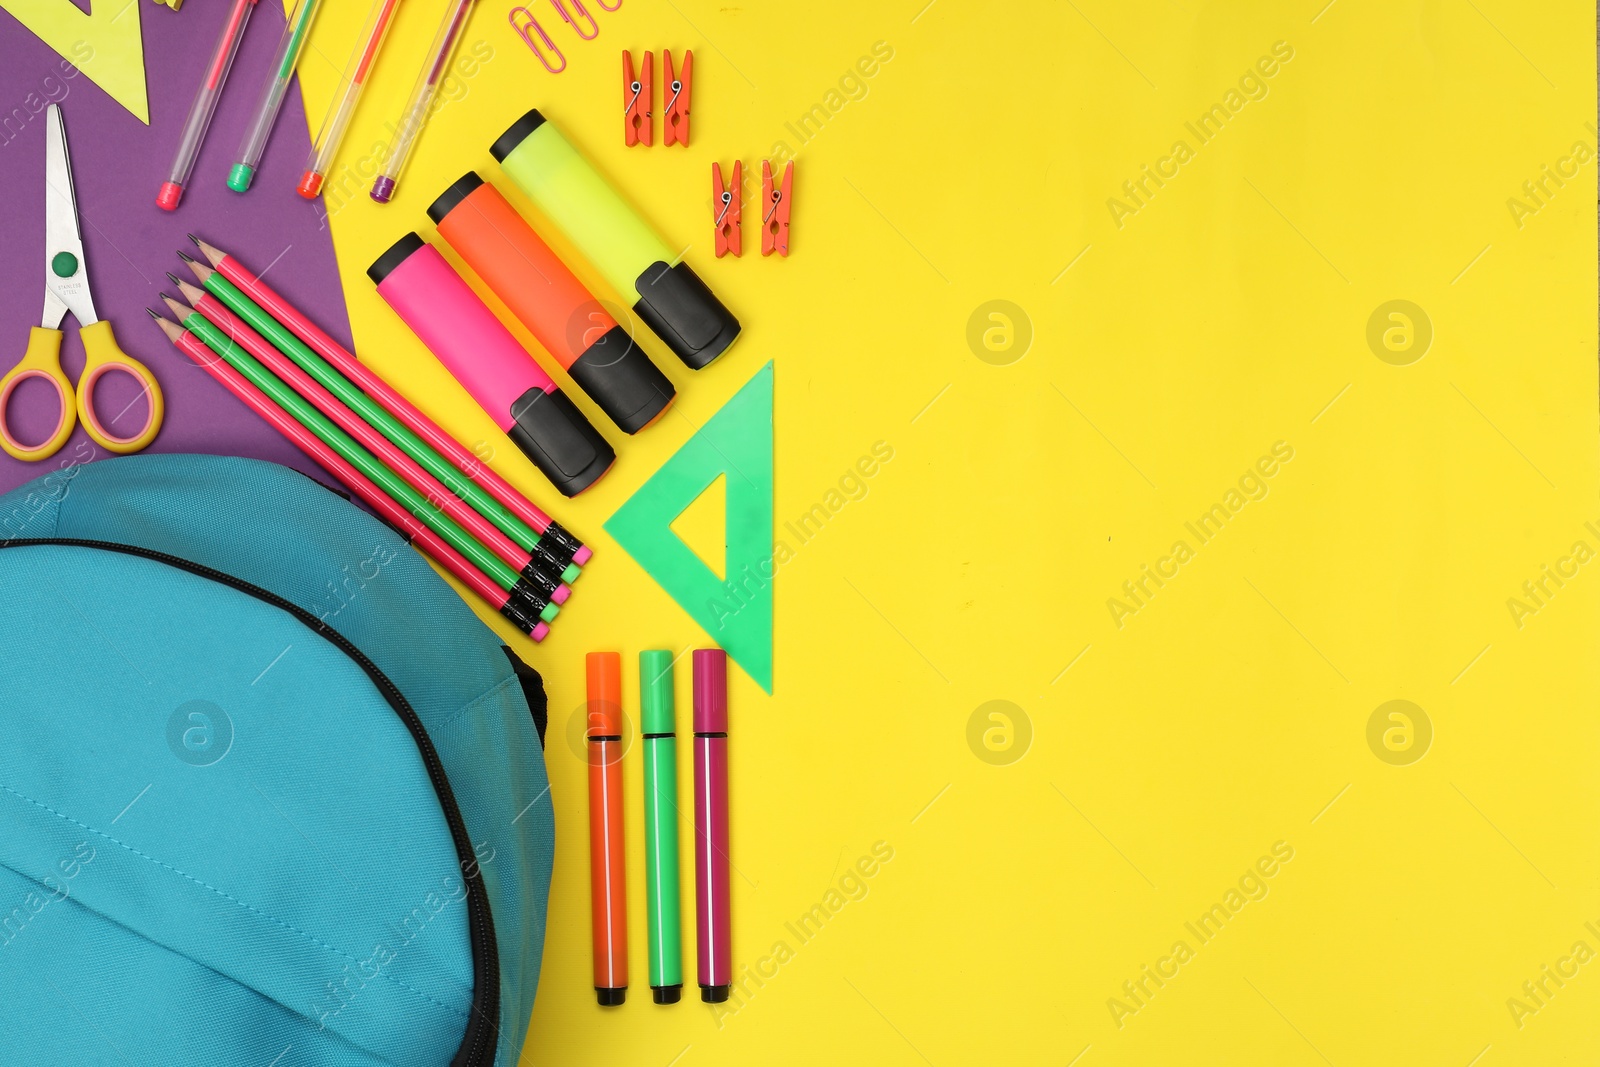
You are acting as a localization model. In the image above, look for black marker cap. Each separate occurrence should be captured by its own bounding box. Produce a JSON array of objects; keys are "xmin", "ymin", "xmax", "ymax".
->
[
  {"xmin": 632, "ymin": 261, "xmax": 741, "ymax": 370},
  {"xmin": 368, "ymin": 232, "xmax": 427, "ymax": 285},
  {"xmin": 700, "ymin": 984, "xmax": 731, "ymax": 1003},
  {"xmin": 491, "ymin": 109, "xmax": 548, "ymax": 162},
  {"xmin": 653, "ymin": 986, "xmax": 682, "ymax": 1005},
  {"xmin": 569, "ymin": 324, "xmax": 675, "ymax": 433},
  {"xmin": 506, "ymin": 385, "xmax": 615, "ymax": 497},
  {"xmin": 596, "ymin": 987, "xmax": 626, "ymax": 1007},
  {"xmin": 427, "ymin": 171, "xmax": 486, "ymax": 224}
]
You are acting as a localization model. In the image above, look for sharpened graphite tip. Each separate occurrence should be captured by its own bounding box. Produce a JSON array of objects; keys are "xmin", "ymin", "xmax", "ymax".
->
[{"xmin": 177, "ymin": 249, "xmax": 196, "ymax": 264}]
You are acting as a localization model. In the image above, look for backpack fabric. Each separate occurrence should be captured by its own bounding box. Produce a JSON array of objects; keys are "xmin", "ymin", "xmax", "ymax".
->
[{"xmin": 0, "ymin": 453, "xmax": 554, "ymax": 1066}]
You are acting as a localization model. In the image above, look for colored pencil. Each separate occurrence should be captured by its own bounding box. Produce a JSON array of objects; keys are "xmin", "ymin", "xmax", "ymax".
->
[
  {"xmin": 180, "ymin": 253, "xmax": 582, "ymax": 581},
  {"xmin": 157, "ymin": 296, "xmax": 560, "ymax": 626},
  {"xmin": 148, "ymin": 310, "xmax": 551, "ymax": 640},
  {"xmin": 187, "ymin": 236, "xmax": 591, "ymax": 573},
  {"xmin": 171, "ymin": 276, "xmax": 570, "ymax": 603}
]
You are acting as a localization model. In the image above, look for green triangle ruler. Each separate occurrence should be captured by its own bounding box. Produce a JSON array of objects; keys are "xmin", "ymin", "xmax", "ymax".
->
[{"xmin": 606, "ymin": 362, "xmax": 774, "ymax": 693}]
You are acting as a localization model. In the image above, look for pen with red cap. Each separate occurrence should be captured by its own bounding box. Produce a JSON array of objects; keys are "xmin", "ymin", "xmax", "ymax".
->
[{"xmin": 693, "ymin": 648, "xmax": 731, "ymax": 1002}]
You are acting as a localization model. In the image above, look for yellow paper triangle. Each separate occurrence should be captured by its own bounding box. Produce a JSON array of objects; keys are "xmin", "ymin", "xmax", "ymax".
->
[
  {"xmin": 668, "ymin": 472, "xmax": 727, "ymax": 581},
  {"xmin": 0, "ymin": 0, "xmax": 149, "ymax": 123}
]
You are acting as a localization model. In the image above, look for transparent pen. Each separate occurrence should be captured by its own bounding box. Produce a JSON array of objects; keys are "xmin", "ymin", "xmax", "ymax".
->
[
  {"xmin": 298, "ymin": 0, "xmax": 404, "ymax": 199},
  {"xmin": 370, "ymin": 0, "xmax": 478, "ymax": 203},
  {"xmin": 229, "ymin": 0, "xmax": 324, "ymax": 193},
  {"xmin": 158, "ymin": 0, "xmax": 258, "ymax": 211}
]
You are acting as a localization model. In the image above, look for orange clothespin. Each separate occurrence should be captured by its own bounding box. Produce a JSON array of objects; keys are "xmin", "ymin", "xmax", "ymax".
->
[
  {"xmin": 623, "ymin": 50, "xmax": 652, "ymax": 146},
  {"xmin": 762, "ymin": 160, "xmax": 792, "ymax": 257},
  {"xmin": 663, "ymin": 50, "xmax": 693, "ymax": 146},
  {"xmin": 713, "ymin": 162, "xmax": 741, "ymax": 257}
]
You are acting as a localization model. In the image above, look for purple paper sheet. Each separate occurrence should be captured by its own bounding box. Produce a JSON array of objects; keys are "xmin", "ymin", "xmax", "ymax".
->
[{"xmin": 0, "ymin": 3, "xmax": 352, "ymax": 495}]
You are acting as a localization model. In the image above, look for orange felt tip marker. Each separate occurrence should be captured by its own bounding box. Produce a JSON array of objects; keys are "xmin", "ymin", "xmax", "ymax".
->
[{"xmin": 586, "ymin": 651, "xmax": 628, "ymax": 1006}]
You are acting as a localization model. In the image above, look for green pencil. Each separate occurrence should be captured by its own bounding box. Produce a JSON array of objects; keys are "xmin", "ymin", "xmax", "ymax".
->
[{"xmin": 641, "ymin": 650, "xmax": 685, "ymax": 1003}]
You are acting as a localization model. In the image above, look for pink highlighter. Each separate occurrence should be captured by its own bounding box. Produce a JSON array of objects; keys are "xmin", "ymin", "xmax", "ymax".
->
[{"xmin": 369, "ymin": 233, "xmax": 615, "ymax": 497}]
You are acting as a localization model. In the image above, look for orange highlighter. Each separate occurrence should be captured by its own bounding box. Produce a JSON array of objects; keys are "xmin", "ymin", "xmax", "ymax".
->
[{"xmin": 586, "ymin": 652, "xmax": 629, "ymax": 1005}]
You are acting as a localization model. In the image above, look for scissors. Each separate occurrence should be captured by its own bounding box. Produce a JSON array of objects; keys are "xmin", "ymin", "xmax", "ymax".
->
[{"xmin": 0, "ymin": 104, "xmax": 163, "ymax": 462}]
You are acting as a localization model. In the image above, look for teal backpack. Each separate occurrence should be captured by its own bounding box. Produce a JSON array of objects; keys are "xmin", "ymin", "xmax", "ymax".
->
[{"xmin": 0, "ymin": 454, "xmax": 555, "ymax": 1066}]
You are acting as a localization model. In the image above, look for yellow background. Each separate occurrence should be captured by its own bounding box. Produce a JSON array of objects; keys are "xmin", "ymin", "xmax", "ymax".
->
[{"xmin": 292, "ymin": 1, "xmax": 1599, "ymax": 1063}]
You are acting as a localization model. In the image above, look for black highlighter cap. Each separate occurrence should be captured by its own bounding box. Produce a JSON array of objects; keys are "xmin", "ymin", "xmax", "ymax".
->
[
  {"xmin": 632, "ymin": 261, "xmax": 741, "ymax": 370},
  {"xmin": 569, "ymin": 324, "xmax": 675, "ymax": 434},
  {"xmin": 653, "ymin": 985, "xmax": 683, "ymax": 1005},
  {"xmin": 427, "ymin": 171, "xmax": 486, "ymax": 225},
  {"xmin": 368, "ymin": 232, "xmax": 428, "ymax": 285},
  {"xmin": 700, "ymin": 984, "xmax": 731, "ymax": 1003},
  {"xmin": 506, "ymin": 386, "xmax": 616, "ymax": 497},
  {"xmin": 490, "ymin": 109, "xmax": 548, "ymax": 163},
  {"xmin": 596, "ymin": 987, "xmax": 626, "ymax": 1007}
]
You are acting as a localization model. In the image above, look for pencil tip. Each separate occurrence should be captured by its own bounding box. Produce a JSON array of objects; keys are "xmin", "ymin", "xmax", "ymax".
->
[
  {"xmin": 187, "ymin": 233, "xmax": 200, "ymax": 247},
  {"xmin": 176, "ymin": 249, "xmax": 196, "ymax": 264},
  {"xmin": 146, "ymin": 307, "xmax": 160, "ymax": 320},
  {"xmin": 165, "ymin": 272, "xmax": 181, "ymax": 286}
]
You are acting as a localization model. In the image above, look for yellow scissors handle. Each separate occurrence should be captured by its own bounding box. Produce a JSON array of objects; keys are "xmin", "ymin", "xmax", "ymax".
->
[
  {"xmin": 0, "ymin": 327, "xmax": 76, "ymax": 462},
  {"xmin": 76, "ymin": 320, "xmax": 163, "ymax": 455}
]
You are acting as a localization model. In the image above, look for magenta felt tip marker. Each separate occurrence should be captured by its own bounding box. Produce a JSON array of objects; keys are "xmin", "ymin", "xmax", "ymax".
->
[
  {"xmin": 368, "ymin": 233, "xmax": 615, "ymax": 497},
  {"xmin": 693, "ymin": 648, "xmax": 731, "ymax": 1003}
]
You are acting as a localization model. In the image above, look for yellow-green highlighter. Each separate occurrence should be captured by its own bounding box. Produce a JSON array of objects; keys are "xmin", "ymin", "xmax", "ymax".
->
[
  {"xmin": 640, "ymin": 650, "xmax": 684, "ymax": 1003},
  {"xmin": 491, "ymin": 110, "xmax": 741, "ymax": 371}
]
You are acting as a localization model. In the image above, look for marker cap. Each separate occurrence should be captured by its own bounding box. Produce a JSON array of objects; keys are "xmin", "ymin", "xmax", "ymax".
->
[
  {"xmin": 639, "ymin": 650, "xmax": 675, "ymax": 734},
  {"xmin": 630, "ymin": 261, "xmax": 741, "ymax": 371},
  {"xmin": 586, "ymin": 652, "xmax": 623, "ymax": 738},
  {"xmin": 227, "ymin": 164, "xmax": 255, "ymax": 193},
  {"xmin": 692, "ymin": 649, "xmax": 727, "ymax": 733},
  {"xmin": 506, "ymin": 385, "xmax": 616, "ymax": 497}
]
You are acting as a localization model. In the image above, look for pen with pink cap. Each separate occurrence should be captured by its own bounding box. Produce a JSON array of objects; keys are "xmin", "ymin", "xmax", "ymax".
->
[{"xmin": 693, "ymin": 648, "xmax": 732, "ymax": 1002}]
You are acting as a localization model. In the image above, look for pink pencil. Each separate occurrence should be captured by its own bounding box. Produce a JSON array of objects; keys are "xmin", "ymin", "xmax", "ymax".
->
[
  {"xmin": 172, "ymin": 276, "xmax": 570, "ymax": 605},
  {"xmin": 189, "ymin": 236, "xmax": 591, "ymax": 568},
  {"xmin": 149, "ymin": 311, "xmax": 551, "ymax": 641}
]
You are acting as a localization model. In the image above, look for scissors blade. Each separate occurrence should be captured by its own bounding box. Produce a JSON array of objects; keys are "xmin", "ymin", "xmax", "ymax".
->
[{"xmin": 43, "ymin": 104, "xmax": 97, "ymax": 328}]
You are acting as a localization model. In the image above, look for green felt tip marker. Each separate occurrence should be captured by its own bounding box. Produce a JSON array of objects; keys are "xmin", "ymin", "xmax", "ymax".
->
[{"xmin": 641, "ymin": 649, "xmax": 684, "ymax": 1004}]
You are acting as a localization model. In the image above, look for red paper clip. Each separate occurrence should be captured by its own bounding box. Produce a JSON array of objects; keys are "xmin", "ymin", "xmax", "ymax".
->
[
  {"xmin": 713, "ymin": 161, "xmax": 741, "ymax": 257},
  {"xmin": 663, "ymin": 50, "xmax": 692, "ymax": 146},
  {"xmin": 551, "ymin": 0, "xmax": 598, "ymax": 40},
  {"xmin": 511, "ymin": 8, "xmax": 566, "ymax": 72},
  {"xmin": 762, "ymin": 160, "xmax": 792, "ymax": 257},
  {"xmin": 623, "ymin": 50, "xmax": 652, "ymax": 146}
]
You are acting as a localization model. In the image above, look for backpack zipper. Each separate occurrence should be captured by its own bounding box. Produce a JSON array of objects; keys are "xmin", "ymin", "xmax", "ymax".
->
[{"xmin": 0, "ymin": 538, "xmax": 499, "ymax": 1067}]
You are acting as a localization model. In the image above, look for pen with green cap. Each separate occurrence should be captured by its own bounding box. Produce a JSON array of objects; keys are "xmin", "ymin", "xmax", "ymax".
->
[{"xmin": 640, "ymin": 650, "xmax": 684, "ymax": 1004}]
